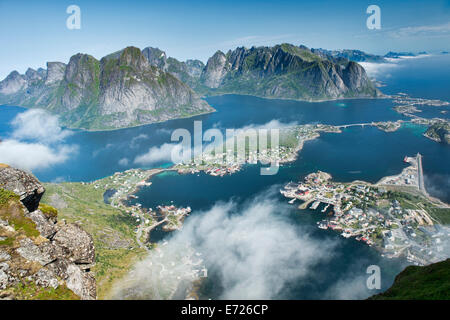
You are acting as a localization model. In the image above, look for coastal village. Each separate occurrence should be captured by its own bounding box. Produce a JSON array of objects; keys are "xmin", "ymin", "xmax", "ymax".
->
[
  {"xmin": 174, "ymin": 123, "xmax": 406, "ymax": 177},
  {"xmin": 88, "ymin": 168, "xmax": 191, "ymax": 250},
  {"xmin": 280, "ymin": 154, "xmax": 450, "ymax": 266}
]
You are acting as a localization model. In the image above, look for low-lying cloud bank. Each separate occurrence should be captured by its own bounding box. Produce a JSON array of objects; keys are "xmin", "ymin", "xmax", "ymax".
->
[
  {"xmin": 360, "ymin": 53, "xmax": 432, "ymax": 79},
  {"xmin": 359, "ymin": 62, "xmax": 399, "ymax": 78},
  {"xmin": 0, "ymin": 109, "xmax": 77, "ymax": 171},
  {"xmin": 11, "ymin": 109, "xmax": 73, "ymax": 143},
  {"xmin": 113, "ymin": 190, "xmax": 337, "ymax": 299},
  {"xmin": 0, "ymin": 140, "xmax": 76, "ymax": 171}
]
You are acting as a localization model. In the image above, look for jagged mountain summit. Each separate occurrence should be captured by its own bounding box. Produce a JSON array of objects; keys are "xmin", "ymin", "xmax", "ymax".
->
[
  {"xmin": 142, "ymin": 44, "xmax": 382, "ymax": 101},
  {"xmin": 0, "ymin": 43, "xmax": 382, "ymax": 130},
  {"xmin": 0, "ymin": 47, "xmax": 214, "ymax": 130},
  {"xmin": 197, "ymin": 44, "xmax": 382, "ymax": 101},
  {"xmin": 310, "ymin": 48, "xmax": 387, "ymax": 63}
]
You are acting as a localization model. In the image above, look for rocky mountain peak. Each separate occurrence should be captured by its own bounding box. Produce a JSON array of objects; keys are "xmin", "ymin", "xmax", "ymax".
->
[
  {"xmin": 201, "ymin": 50, "xmax": 229, "ymax": 88},
  {"xmin": 118, "ymin": 46, "xmax": 150, "ymax": 71},
  {"xmin": 142, "ymin": 47, "xmax": 168, "ymax": 70},
  {"xmin": 199, "ymin": 44, "xmax": 381, "ymax": 100},
  {"xmin": 0, "ymin": 71, "xmax": 27, "ymax": 95},
  {"xmin": 45, "ymin": 62, "xmax": 66, "ymax": 85},
  {"xmin": 25, "ymin": 68, "xmax": 42, "ymax": 82}
]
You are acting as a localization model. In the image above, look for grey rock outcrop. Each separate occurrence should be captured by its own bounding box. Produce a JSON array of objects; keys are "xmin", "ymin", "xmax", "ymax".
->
[
  {"xmin": 141, "ymin": 47, "xmax": 205, "ymax": 87},
  {"xmin": 0, "ymin": 71, "xmax": 28, "ymax": 95},
  {"xmin": 52, "ymin": 223, "xmax": 95, "ymax": 265},
  {"xmin": 0, "ymin": 166, "xmax": 96, "ymax": 300},
  {"xmin": 201, "ymin": 51, "xmax": 229, "ymax": 88},
  {"xmin": 45, "ymin": 62, "xmax": 66, "ymax": 85},
  {"xmin": 0, "ymin": 165, "xmax": 45, "ymax": 212}
]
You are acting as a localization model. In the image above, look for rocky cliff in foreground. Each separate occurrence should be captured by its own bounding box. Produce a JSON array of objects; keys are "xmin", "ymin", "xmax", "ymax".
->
[
  {"xmin": 0, "ymin": 164, "xmax": 96, "ymax": 300},
  {"xmin": 0, "ymin": 47, "xmax": 214, "ymax": 130}
]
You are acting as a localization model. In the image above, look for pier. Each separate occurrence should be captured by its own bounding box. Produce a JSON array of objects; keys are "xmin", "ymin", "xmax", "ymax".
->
[{"xmin": 416, "ymin": 152, "xmax": 428, "ymax": 196}]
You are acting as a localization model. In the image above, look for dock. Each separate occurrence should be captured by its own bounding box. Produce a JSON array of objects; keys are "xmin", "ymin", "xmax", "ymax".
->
[{"xmin": 310, "ymin": 201, "xmax": 320, "ymax": 210}]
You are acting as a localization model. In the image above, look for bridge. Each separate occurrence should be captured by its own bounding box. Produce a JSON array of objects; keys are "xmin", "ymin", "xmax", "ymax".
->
[
  {"xmin": 336, "ymin": 123, "xmax": 372, "ymax": 129},
  {"xmin": 336, "ymin": 120, "xmax": 408, "ymax": 130}
]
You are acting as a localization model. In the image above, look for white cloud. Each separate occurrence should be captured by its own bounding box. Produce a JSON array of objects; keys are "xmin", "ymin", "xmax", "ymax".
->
[
  {"xmin": 325, "ymin": 274, "xmax": 371, "ymax": 300},
  {"xmin": 387, "ymin": 22, "xmax": 450, "ymax": 39},
  {"xmin": 359, "ymin": 62, "xmax": 399, "ymax": 78},
  {"xmin": 0, "ymin": 109, "xmax": 77, "ymax": 171},
  {"xmin": 0, "ymin": 139, "xmax": 77, "ymax": 171},
  {"xmin": 134, "ymin": 143, "xmax": 183, "ymax": 165},
  {"xmin": 118, "ymin": 157, "xmax": 129, "ymax": 166},
  {"xmin": 113, "ymin": 190, "xmax": 337, "ymax": 299},
  {"xmin": 11, "ymin": 109, "xmax": 72, "ymax": 143}
]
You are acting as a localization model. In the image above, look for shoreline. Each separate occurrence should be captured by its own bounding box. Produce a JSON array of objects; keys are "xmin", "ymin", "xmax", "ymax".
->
[{"xmin": 280, "ymin": 165, "xmax": 450, "ymax": 266}]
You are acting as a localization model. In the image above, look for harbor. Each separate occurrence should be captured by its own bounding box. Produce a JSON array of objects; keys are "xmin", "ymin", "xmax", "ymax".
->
[{"xmin": 280, "ymin": 158, "xmax": 450, "ymax": 266}]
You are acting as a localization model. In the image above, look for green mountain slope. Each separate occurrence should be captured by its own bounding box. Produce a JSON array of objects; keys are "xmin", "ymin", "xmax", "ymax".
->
[{"xmin": 369, "ymin": 259, "xmax": 450, "ymax": 300}]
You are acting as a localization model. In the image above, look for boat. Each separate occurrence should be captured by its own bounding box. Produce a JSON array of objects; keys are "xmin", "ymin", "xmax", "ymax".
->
[{"xmin": 318, "ymin": 221, "xmax": 328, "ymax": 230}]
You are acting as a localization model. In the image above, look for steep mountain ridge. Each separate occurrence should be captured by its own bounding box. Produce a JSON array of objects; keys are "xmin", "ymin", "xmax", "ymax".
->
[
  {"xmin": 198, "ymin": 44, "xmax": 381, "ymax": 100},
  {"xmin": 0, "ymin": 47, "xmax": 213, "ymax": 130},
  {"xmin": 0, "ymin": 43, "xmax": 382, "ymax": 130}
]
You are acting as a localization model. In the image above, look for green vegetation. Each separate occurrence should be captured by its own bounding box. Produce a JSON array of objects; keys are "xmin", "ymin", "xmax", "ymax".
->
[
  {"xmin": 369, "ymin": 259, "xmax": 450, "ymax": 300},
  {"xmin": 6, "ymin": 281, "xmax": 80, "ymax": 300},
  {"xmin": 38, "ymin": 203, "xmax": 58, "ymax": 219},
  {"xmin": 0, "ymin": 188, "xmax": 19, "ymax": 206},
  {"xmin": 0, "ymin": 189, "xmax": 40, "ymax": 238},
  {"xmin": 425, "ymin": 207, "xmax": 450, "ymax": 224},
  {"xmin": 425, "ymin": 121, "xmax": 450, "ymax": 144},
  {"xmin": 42, "ymin": 182, "xmax": 147, "ymax": 299},
  {"xmin": 383, "ymin": 190, "xmax": 450, "ymax": 224}
]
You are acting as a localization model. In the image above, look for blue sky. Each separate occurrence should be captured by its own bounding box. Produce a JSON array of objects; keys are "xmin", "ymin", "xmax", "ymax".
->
[{"xmin": 0, "ymin": 0, "xmax": 449, "ymax": 79}]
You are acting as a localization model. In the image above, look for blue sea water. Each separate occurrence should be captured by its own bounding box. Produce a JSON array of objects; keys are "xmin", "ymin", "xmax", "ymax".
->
[{"xmin": 0, "ymin": 54, "xmax": 449, "ymax": 299}]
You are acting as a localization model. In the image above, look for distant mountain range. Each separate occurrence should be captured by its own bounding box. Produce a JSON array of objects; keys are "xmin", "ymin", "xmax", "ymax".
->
[{"xmin": 0, "ymin": 44, "xmax": 395, "ymax": 130}]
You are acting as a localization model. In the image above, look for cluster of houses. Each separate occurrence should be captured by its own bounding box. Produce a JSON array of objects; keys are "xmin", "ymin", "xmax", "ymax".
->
[{"xmin": 281, "ymin": 171, "xmax": 446, "ymax": 264}]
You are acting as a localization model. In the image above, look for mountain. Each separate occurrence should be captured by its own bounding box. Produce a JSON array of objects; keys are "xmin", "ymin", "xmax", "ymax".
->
[
  {"xmin": 369, "ymin": 259, "xmax": 450, "ymax": 300},
  {"xmin": 197, "ymin": 44, "xmax": 382, "ymax": 101},
  {"xmin": 424, "ymin": 121, "xmax": 450, "ymax": 144},
  {"xmin": 0, "ymin": 43, "xmax": 383, "ymax": 129},
  {"xmin": 142, "ymin": 47, "xmax": 205, "ymax": 88},
  {"xmin": 0, "ymin": 164, "xmax": 96, "ymax": 300},
  {"xmin": 311, "ymin": 48, "xmax": 386, "ymax": 63},
  {"xmin": 384, "ymin": 51, "xmax": 416, "ymax": 59},
  {"xmin": 0, "ymin": 47, "xmax": 214, "ymax": 130}
]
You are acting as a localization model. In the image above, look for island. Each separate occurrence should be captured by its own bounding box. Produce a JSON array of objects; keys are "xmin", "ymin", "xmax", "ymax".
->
[{"xmin": 280, "ymin": 153, "xmax": 450, "ymax": 266}]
